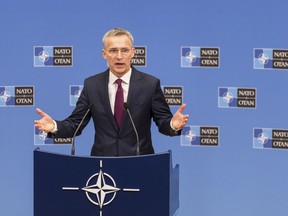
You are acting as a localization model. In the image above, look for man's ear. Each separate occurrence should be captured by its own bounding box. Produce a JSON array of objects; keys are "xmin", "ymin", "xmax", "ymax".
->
[
  {"xmin": 102, "ymin": 49, "xmax": 107, "ymax": 59},
  {"xmin": 131, "ymin": 47, "xmax": 135, "ymax": 58}
]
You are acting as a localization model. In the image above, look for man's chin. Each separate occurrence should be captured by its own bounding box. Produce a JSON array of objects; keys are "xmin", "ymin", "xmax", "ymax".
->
[
  {"xmin": 114, "ymin": 67, "xmax": 129, "ymax": 73},
  {"xmin": 111, "ymin": 68, "xmax": 129, "ymax": 77}
]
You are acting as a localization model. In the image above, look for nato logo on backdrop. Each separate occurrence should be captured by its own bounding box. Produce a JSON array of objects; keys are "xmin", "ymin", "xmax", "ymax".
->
[
  {"xmin": 131, "ymin": 46, "xmax": 146, "ymax": 66},
  {"xmin": 34, "ymin": 46, "xmax": 73, "ymax": 67},
  {"xmin": 34, "ymin": 127, "xmax": 72, "ymax": 145},
  {"xmin": 218, "ymin": 87, "xmax": 256, "ymax": 108},
  {"xmin": 163, "ymin": 86, "xmax": 183, "ymax": 106},
  {"xmin": 253, "ymin": 128, "xmax": 288, "ymax": 150},
  {"xmin": 70, "ymin": 85, "xmax": 83, "ymax": 106},
  {"xmin": 254, "ymin": 48, "xmax": 288, "ymax": 70},
  {"xmin": 181, "ymin": 125, "xmax": 219, "ymax": 147},
  {"xmin": 0, "ymin": 86, "xmax": 34, "ymax": 107},
  {"xmin": 181, "ymin": 46, "xmax": 220, "ymax": 68}
]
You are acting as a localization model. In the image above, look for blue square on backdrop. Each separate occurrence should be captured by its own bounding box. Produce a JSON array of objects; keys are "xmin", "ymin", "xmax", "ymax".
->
[
  {"xmin": 181, "ymin": 47, "xmax": 191, "ymax": 56},
  {"xmin": 34, "ymin": 47, "xmax": 44, "ymax": 56},
  {"xmin": 229, "ymin": 99, "xmax": 238, "ymax": 107},
  {"xmin": 191, "ymin": 57, "xmax": 201, "ymax": 66},
  {"xmin": 264, "ymin": 59, "xmax": 273, "ymax": 68},
  {"xmin": 219, "ymin": 88, "xmax": 228, "ymax": 96},
  {"xmin": 44, "ymin": 57, "xmax": 54, "ymax": 66},
  {"xmin": 6, "ymin": 97, "xmax": 15, "ymax": 105},
  {"xmin": 254, "ymin": 49, "xmax": 263, "ymax": 58}
]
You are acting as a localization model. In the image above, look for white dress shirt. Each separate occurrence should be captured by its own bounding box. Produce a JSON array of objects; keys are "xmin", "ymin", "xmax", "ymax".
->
[{"xmin": 108, "ymin": 69, "xmax": 131, "ymax": 114}]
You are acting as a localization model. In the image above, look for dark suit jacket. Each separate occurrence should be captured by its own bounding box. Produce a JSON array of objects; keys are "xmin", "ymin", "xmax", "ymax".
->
[{"xmin": 53, "ymin": 67, "xmax": 180, "ymax": 156}]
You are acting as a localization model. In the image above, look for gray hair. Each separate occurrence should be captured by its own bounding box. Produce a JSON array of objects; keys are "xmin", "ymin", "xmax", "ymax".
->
[{"xmin": 102, "ymin": 28, "xmax": 134, "ymax": 47}]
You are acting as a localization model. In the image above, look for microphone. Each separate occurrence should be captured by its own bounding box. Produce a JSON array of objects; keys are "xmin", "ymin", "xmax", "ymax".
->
[
  {"xmin": 124, "ymin": 103, "xmax": 140, "ymax": 155},
  {"xmin": 71, "ymin": 108, "xmax": 90, "ymax": 155}
]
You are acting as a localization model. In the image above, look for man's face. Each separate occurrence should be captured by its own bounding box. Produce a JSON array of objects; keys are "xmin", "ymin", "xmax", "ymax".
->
[{"xmin": 102, "ymin": 35, "xmax": 135, "ymax": 77}]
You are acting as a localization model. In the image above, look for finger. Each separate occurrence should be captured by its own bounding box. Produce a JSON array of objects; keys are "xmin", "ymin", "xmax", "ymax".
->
[
  {"xmin": 34, "ymin": 122, "xmax": 43, "ymax": 130},
  {"xmin": 34, "ymin": 120, "xmax": 43, "ymax": 128},
  {"xmin": 34, "ymin": 119, "xmax": 42, "ymax": 125},
  {"xmin": 183, "ymin": 114, "xmax": 189, "ymax": 119},
  {"xmin": 36, "ymin": 108, "xmax": 47, "ymax": 117},
  {"xmin": 177, "ymin": 103, "xmax": 187, "ymax": 113}
]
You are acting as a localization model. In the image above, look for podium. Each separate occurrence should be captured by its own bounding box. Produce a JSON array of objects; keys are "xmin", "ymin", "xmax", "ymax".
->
[{"xmin": 34, "ymin": 149, "xmax": 179, "ymax": 216}]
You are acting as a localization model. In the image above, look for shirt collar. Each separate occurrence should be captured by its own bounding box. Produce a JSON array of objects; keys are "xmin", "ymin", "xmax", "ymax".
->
[{"xmin": 109, "ymin": 68, "xmax": 132, "ymax": 85}]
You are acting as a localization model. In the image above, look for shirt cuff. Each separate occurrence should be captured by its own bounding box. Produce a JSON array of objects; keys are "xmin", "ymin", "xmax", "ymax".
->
[
  {"xmin": 51, "ymin": 120, "xmax": 58, "ymax": 133},
  {"xmin": 170, "ymin": 119, "xmax": 180, "ymax": 131}
]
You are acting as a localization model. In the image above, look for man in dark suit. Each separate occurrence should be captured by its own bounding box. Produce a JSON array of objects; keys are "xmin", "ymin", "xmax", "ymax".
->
[{"xmin": 34, "ymin": 28, "xmax": 189, "ymax": 156}]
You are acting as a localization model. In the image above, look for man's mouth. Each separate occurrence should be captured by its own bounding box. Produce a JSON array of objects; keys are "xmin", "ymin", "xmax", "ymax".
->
[{"xmin": 115, "ymin": 63, "xmax": 124, "ymax": 66}]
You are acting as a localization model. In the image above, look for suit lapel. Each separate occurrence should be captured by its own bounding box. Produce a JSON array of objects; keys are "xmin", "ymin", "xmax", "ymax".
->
[
  {"xmin": 127, "ymin": 68, "xmax": 142, "ymax": 109},
  {"xmin": 120, "ymin": 68, "xmax": 142, "ymax": 132},
  {"xmin": 99, "ymin": 70, "xmax": 119, "ymax": 130}
]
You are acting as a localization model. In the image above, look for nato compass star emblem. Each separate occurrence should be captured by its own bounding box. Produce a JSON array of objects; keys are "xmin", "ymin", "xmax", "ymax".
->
[
  {"xmin": 223, "ymin": 91, "xmax": 234, "ymax": 104},
  {"xmin": 185, "ymin": 51, "xmax": 197, "ymax": 63},
  {"xmin": 258, "ymin": 52, "xmax": 269, "ymax": 65},
  {"xmin": 74, "ymin": 89, "xmax": 82, "ymax": 100},
  {"xmin": 185, "ymin": 129, "xmax": 196, "ymax": 142},
  {"xmin": 62, "ymin": 160, "xmax": 140, "ymax": 216},
  {"xmin": 0, "ymin": 90, "xmax": 11, "ymax": 103},
  {"xmin": 38, "ymin": 50, "xmax": 50, "ymax": 63},
  {"xmin": 257, "ymin": 132, "xmax": 269, "ymax": 145},
  {"xmin": 39, "ymin": 131, "xmax": 48, "ymax": 141}
]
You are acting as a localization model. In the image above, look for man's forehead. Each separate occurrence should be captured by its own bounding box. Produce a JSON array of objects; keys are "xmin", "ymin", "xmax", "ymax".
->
[{"xmin": 105, "ymin": 35, "xmax": 133, "ymax": 46}]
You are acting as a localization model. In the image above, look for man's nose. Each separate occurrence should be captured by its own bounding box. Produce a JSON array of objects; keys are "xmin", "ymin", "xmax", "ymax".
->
[{"xmin": 116, "ymin": 50, "xmax": 124, "ymax": 59}]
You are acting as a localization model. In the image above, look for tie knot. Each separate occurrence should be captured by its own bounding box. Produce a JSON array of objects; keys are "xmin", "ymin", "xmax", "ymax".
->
[{"xmin": 115, "ymin": 79, "xmax": 122, "ymax": 86}]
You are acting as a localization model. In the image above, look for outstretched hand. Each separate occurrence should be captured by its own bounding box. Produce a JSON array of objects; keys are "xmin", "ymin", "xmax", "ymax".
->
[
  {"xmin": 171, "ymin": 103, "xmax": 189, "ymax": 130},
  {"xmin": 34, "ymin": 108, "xmax": 55, "ymax": 133}
]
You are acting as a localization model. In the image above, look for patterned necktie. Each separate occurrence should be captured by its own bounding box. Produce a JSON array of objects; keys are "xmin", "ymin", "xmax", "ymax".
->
[{"xmin": 114, "ymin": 79, "xmax": 124, "ymax": 128}]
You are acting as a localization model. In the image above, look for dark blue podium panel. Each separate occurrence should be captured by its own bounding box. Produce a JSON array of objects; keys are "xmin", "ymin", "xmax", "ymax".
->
[{"xmin": 34, "ymin": 150, "xmax": 179, "ymax": 216}]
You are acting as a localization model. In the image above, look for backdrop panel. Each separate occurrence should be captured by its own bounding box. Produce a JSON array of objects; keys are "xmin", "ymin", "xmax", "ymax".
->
[{"xmin": 1, "ymin": 0, "xmax": 288, "ymax": 215}]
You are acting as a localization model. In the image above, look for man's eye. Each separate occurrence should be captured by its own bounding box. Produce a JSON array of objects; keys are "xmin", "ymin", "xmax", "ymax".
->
[
  {"xmin": 121, "ymin": 48, "xmax": 129, "ymax": 53},
  {"xmin": 110, "ymin": 49, "xmax": 118, "ymax": 53},
  {"xmin": 108, "ymin": 48, "xmax": 130, "ymax": 55}
]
